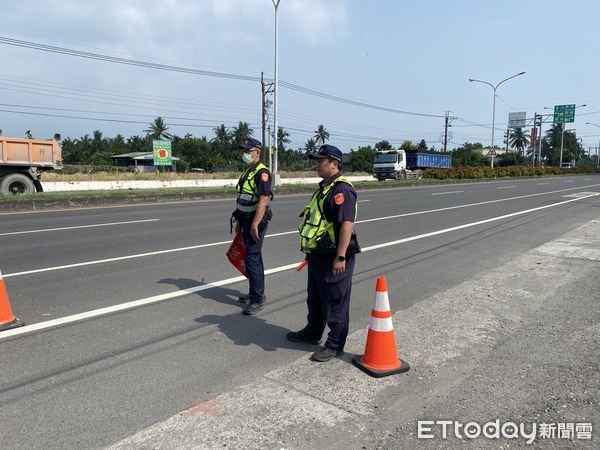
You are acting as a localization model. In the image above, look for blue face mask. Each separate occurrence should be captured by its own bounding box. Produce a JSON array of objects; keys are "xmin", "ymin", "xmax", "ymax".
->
[{"xmin": 242, "ymin": 152, "xmax": 254, "ymax": 164}]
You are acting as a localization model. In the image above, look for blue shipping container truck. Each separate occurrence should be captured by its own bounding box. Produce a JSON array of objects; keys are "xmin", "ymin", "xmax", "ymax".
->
[
  {"xmin": 373, "ymin": 149, "xmax": 452, "ymax": 180},
  {"xmin": 405, "ymin": 151, "xmax": 452, "ymax": 169}
]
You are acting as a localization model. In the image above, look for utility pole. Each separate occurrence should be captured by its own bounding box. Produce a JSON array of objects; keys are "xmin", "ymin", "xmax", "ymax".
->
[
  {"xmin": 443, "ymin": 111, "xmax": 454, "ymax": 153},
  {"xmin": 267, "ymin": 125, "xmax": 272, "ymax": 172},
  {"xmin": 261, "ymin": 72, "xmax": 274, "ymax": 170}
]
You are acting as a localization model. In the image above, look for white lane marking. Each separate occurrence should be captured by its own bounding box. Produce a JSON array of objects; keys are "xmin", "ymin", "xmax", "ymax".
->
[
  {"xmin": 0, "ymin": 219, "xmax": 160, "ymax": 236},
  {"xmin": 564, "ymin": 180, "xmax": 574, "ymax": 183},
  {"xmin": 2, "ymin": 192, "xmax": 598, "ymax": 340},
  {"xmin": 538, "ymin": 182, "xmax": 550, "ymax": 185},
  {"xmin": 584, "ymin": 178, "xmax": 591, "ymax": 181},
  {"xmin": 357, "ymin": 200, "xmax": 370, "ymax": 203},
  {"xmin": 497, "ymin": 186, "xmax": 516, "ymax": 189},
  {"xmin": 5, "ymin": 182, "xmax": 600, "ymax": 278},
  {"xmin": 3, "ymin": 229, "xmax": 297, "ymax": 278},
  {"xmin": 431, "ymin": 190, "xmax": 464, "ymax": 195}
]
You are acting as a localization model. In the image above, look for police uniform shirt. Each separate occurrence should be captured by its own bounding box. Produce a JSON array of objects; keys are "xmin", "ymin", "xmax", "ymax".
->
[
  {"xmin": 321, "ymin": 172, "xmax": 357, "ymax": 240},
  {"xmin": 251, "ymin": 163, "xmax": 272, "ymax": 198}
]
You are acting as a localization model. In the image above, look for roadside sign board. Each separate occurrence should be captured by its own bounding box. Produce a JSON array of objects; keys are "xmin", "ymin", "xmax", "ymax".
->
[
  {"xmin": 487, "ymin": 149, "xmax": 496, "ymax": 157},
  {"xmin": 508, "ymin": 112, "xmax": 526, "ymax": 128},
  {"xmin": 553, "ymin": 104, "xmax": 576, "ymax": 124},
  {"xmin": 153, "ymin": 139, "xmax": 172, "ymax": 166}
]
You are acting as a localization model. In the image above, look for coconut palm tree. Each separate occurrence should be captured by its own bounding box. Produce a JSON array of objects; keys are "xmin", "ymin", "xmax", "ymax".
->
[
  {"xmin": 211, "ymin": 124, "xmax": 230, "ymax": 145},
  {"xmin": 509, "ymin": 128, "xmax": 530, "ymax": 156},
  {"xmin": 277, "ymin": 127, "xmax": 291, "ymax": 151},
  {"xmin": 25, "ymin": 130, "xmax": 33, "ymax": 139},
  {"xmin": 144, "ymin": 117, "xmax": 172, "ymax": 140},
  {"xmin": 304, "ymin": 138, "xmax": 317, "ymax": 155},
  {"xmin": 232, "ymin": 121, "xmax": 253, "ymax": 145},
  {"xmin": 314, "ymin": 124, "xmax": 329, "ymax": 146}
]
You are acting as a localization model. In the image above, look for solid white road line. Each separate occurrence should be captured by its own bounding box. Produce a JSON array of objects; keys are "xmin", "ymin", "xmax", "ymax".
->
[
  {"xmin": 431, "ymin": 190, "xmax": 464, "ymax": 195},
  {"xmin": 0, "ymin": 219, "xmax": 160, "ymax": 236},
  {"xmin": 5, "ymin": 182, "xmax": 600, "ymax": 278},
  {"xmin": 497, "ymin": 186, "xmax": 516, "ymax": 189},
  {"xmin": 1, "ymin": 192, "xmax": 597, "ymax": 340},
  {"xmin": 538, "ymin": 182, "xmax": 550, "ymax": 185}
]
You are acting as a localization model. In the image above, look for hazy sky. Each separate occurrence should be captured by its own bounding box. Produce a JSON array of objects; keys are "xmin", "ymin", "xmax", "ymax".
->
[{"xmin": 1, "ymin": 0, "xmax": 599, "ymax": 152}]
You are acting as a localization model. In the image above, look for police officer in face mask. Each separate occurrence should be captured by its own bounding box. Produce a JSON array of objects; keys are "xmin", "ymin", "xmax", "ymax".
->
[
  {"xmin": 288, "ymin": 144, "xmax": 360, "ymax": 362},
  {"xmin": 233, "ymin": 138, "xmax": 273, "ymax": 315}
]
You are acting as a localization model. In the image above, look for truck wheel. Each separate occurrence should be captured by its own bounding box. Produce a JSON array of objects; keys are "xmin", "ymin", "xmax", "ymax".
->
[
  {"xmin": 0, "ymin": 173, "xmax": 35, "ymax": 195},
  {"xmin": 399, "ymin": 171, "xmax": 407, "ymax": 179}
]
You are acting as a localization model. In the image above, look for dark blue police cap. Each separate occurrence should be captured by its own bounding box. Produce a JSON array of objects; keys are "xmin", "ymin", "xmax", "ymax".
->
[
  {"xmin": 239, "ymin": 137, "xmax": 262, "ymax": 150},
  {"xmin": 309, "ymin": 144, "xmax": 343, "ymax": 162}
]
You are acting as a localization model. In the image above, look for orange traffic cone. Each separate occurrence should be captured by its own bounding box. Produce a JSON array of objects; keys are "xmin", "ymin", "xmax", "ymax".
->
[
  {"xmin": 0, "ymin": 269, "xmax": 25, "ymax": 332},
  {"xmin": 353, "ymin": 276, "xmax": 410, "ymax": 377}
]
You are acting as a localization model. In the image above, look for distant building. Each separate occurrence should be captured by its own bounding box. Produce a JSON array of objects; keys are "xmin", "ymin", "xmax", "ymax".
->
[
  {"xmin": 111, "ymin": 152, "xmax": 180, "ymax": 172},
  {"xmin": 342, "ymin": 153, "xmax": 352, "ymax": 172}
]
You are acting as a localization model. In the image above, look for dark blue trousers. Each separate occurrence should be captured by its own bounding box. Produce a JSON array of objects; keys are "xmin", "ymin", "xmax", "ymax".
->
[
  {"xmin": 302, "ymin": 253, "xmax": 355, "ymax": 351},
  {"xmin": 241, "ymin": 220, "xmax": 268, "ymax": 305}
]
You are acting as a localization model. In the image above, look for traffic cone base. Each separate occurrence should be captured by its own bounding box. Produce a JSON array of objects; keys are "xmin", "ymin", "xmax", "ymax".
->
[
  {"xmin": 0, "ymin": 269, "xmax": 25, "ymax": 332},
  {"xmin": 353, "ymin": 355, "xmax": 410, "ymax": 378},
  {"xmin": 0, "ymin": 317, "xmax": 25, "ymax": 332},
  {"xmin": 353, "ymin": 275, "xmax": 410, "ymax": 378}
]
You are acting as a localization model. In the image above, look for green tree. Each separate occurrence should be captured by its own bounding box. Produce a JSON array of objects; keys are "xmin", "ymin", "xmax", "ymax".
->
[
  {"xmin": 400, "ymin": 140, "xmax": 414, "ymax": 151},
  {"xmin": 417, "ymin": 139, "xmax": 428, "ymax": 151},
  {"xmin": 314, "ymin": 124, "xmax": 330, "ymax": 146},
  {"xmin": 277, "ymin": 127, "xmax": 291, "ymax": 151},
  {"xmin": 509, "ymin": 128, "xmax": 530, "ymax": 156},
  {"xmin": 231, "ymin": 121, "xmax": 253, "ymax": 145},
  {"xmin": 374, "ymin": 140, "xmax": 392, "ymax": 151},
  {"xmin": 211, "ymin": 124, "xmax": 230, "ymax": 146},
  {"xmin": 451, "ymin": 142, "xmax": 487, "ymax": 167},
  {"xmin": 25, "ymin": 130, "xmax": 33, "ymax": 139},
  {"xmin": 304, "ymin": 138, "xmax": 317, "ymax": 155},
  {"xmin": 350, "ymin": 145, "xmax": 375, "ymax": 173},
  {"xmin": 144, "ymin": 117, "xmax": 172, "ymax": 140}
]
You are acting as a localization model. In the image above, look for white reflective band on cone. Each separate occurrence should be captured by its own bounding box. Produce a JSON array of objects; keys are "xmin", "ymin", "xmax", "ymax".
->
[
  {"xmin": 368, "ymin": 316, "xmax": 394, "ymax": 332},
  {"xmin": 373, "ymin": 291, "xmax": 391, "ymax": 312}
]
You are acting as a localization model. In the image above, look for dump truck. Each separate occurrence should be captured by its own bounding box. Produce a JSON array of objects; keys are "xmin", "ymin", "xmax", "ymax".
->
[
  {"xmin": 373, "ymin": 149, "xmax": 452, "ymax": 180},
  {"xmin": 0, "ymin": 135, "xmax": 62, "ymax": 194}
]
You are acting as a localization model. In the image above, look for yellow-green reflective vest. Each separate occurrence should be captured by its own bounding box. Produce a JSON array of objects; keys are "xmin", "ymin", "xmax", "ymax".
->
[
  {"xmin": 236, "ymin": 162, "xmax": 269, "ymax": 214},
  {"xmin": 299, "ymin": 176, "xmax": 355, "ymax": 254}
]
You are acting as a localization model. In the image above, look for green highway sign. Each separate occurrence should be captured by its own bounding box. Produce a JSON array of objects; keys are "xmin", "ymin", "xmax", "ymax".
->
[
  {"xmin": 153, "ymin": 139, "xmax": 173, "ymax": 166},
  {"xmin": 553, "ymin": 104, "xmax": 576, "ymax": 124}
]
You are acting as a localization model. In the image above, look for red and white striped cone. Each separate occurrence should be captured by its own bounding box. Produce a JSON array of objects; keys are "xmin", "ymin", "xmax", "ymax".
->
[{"xmin": 353, "ymin": 276, "xmax": 410, "ymax": 377}]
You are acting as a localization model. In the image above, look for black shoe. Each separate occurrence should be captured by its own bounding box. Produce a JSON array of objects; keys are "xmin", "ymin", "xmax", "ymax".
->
[
  {"xmin": 286, "ymin": 330, "xmax": 321, "ymax": 345},
  {"xmin": 239, "ymin": 294, "xmax": 267, "ymax": 304},
  {"xmin": 311, "ymin": 346, "xmax": 344, "ymax": 362},
  {"xmin": 243, "ymin": 302, "xmax": 264, "ymax": 315}
]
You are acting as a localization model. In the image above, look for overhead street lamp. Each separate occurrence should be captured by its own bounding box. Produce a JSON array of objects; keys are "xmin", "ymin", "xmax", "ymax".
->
[
  {"xmin": 586, "ymin": 122, "xmax": 600, "ymax": 167},
  {"xmin": 545, "ymin": 104, "xmax": 586, "ymax": 168},
  {"xmin": 271, "ymin": 0, "xmax": 281, "ymax": 180},
  {"xmin": 469, "ymin": 72, "xmax": 526, "ymax": 169}
]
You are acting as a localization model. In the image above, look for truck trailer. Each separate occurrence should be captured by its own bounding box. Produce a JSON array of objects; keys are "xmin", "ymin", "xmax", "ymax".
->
[
  {"xmin": 0, "ymin": 135, "xmax": 62, "ymax": 194},
  {"xmin": 373, "ymin": 149, "xmax": 451, "ymax": 180}
]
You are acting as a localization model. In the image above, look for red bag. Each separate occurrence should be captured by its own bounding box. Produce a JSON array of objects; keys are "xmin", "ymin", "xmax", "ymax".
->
[{"xmin": 226, "ymin": 231, "xmax": 248, "ymax": 278}]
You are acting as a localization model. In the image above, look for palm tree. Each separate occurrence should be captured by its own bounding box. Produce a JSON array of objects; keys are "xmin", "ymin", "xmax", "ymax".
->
[
  {"xmin": 25, "ymin": 130, "xmax": 33, "ymax": 139},
  {"xmin": 232, "ymin": 121, "xmax": 253, "ymax": 145},
  {"xmin": 304, "ymin": 138, "xmax": 317, "ymax": 155},
  {"xmin": 277, "ymin": 127, "xmax": 291, "ymax": 151},
  {"xmin": 314, "ymin": 124, "xmax": 329, "ymax": 146},
  {"xmin": 144, "ymin": 117, "xmax": 172, "ymax": 140},
  {"xmin": 509, "ymin": 128, "xmax": 530, "ymax": 156},
  {"xmin": 211, "ymin": 124, "xmax": 230, "ymax": 145}
]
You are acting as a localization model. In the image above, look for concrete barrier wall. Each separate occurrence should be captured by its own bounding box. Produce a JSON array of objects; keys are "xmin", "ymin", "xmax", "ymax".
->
[{"xmin": 41, "ymin": 176, "xmax": 374, "ymax": 192}]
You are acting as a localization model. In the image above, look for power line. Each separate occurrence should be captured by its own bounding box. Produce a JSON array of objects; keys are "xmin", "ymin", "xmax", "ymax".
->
[{"xmin": 0, "ymin": 35, "xmax": 446, "ymax": 119}]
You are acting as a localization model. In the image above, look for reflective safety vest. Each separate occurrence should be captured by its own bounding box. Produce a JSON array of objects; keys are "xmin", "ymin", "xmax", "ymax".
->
[
  {"xmin": 299, "ymin": 176, "xmax": 355, "ymax": 254},
  {"xmin": 236, "ymin": 162, "xmax": 270, "ymax": 215}
]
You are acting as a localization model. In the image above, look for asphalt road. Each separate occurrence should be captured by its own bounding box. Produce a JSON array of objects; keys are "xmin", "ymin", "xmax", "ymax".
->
[{"xmin": 1, "ymin": 175, "xmax": 599, "ymax": 448}]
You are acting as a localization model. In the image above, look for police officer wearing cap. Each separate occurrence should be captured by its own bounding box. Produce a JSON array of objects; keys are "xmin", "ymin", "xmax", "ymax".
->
[
  {"xmin": 288, "ymin": 144, "xmax": 360, "ymax": 362},
  {"xmin": 233, "ymin": 137, "xmax": 272, "ymax": 315}
]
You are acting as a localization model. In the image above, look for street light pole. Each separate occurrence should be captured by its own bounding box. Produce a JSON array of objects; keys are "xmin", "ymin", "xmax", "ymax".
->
[
  {"xmin": 586, "ymin": 122, "xmax": 600, "ymax": 168},
  {"xmin": 469, "ymin": 72, "xmax": 526, "ymax": 169},
  {"xmin": 271, "ymin": 0, "xmax": 281, "ymax": 179}
]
